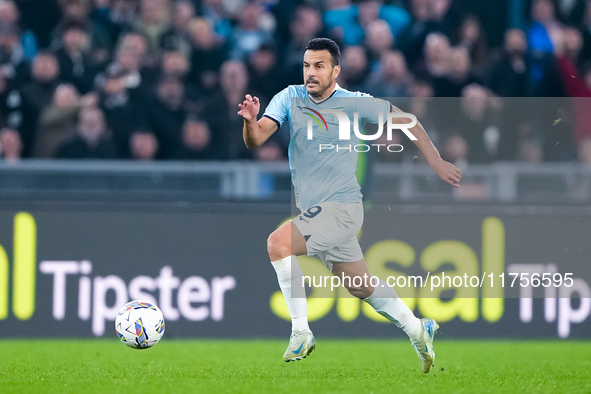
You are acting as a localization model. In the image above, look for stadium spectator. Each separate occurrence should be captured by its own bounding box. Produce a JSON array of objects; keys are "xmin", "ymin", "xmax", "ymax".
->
[
  {"xmin": 247, "ymin": 43, "xmax": 283, "ymax": 103},
  {"xmin": 562, "ymin": 26, "xmax": 586, "ymax": 69},
  {"xmin": 172, "ymin": 0, "xmax": 193, "ymax": 31},
  {"xmin": 159, "ymin": 0, "xmax": 194, "ymax": 56},
  {"xmin": 96, "ymin": 65, "xmax": 138, "ymax": 147},
  {"xmin": 145, "ymin": 75, "xmax": 187, "ymax": 159},
  {"xmin": 486, "ymin": 28, "xmax": 532, "ymax": 97},
  {"xmin": 357, "ymin": 0, "xmax": 410, "ymax": 42},
  {"xmin": 160, "ymin": 50, "xmax": 189, "ymax": 81},
  {"xmin": 552, "ymin": 25, "xmax": 588, "ymax": 82},
  {"xmin": 23, "ymin": 52, "xmax": 60, "ymax": 111},
  {"xmin": 282, "ymin": 5, "xmax": 324, "ymax": 85},
  {"xmin": 553, "ymin": 26, "xmax": 591, "ymax": 157},
  {"xmin": 322, "ymin": 0, "xmax": 361, "ymax": 46},
  {"xmin": 21, "ymin": 51, "xmax": 63, "ymax": 152},
  {"xmin": 95, "ymin": 32, "xmax": 148, "ymax": 100},
  {"xmin": 0, "ymin": 23, "xmax": 29, "ymax": 86},
  {"xmin": 432, "ymin": 47, "xmax": 476, "ymax": 97},
  {"xmin": 355, "ymin": 0, "xmax": 383, "ymax": 41},
  {"xmin": 528, "ymin": 0, "xmax": 562, "ymax": 55},
  {"xmin": 0, "ymin": 1, "xmax": 18, "ymax": 25},
  {"xmin": 95, "ymin": 32, "xmax": 150, "ymax": 156},
  {"xmin": 90, "ymin": 0, "xmax": 139, "ymax": 45},
  {"xmin": 527, "ymin": 25, "xmax": 583, "ymax": 161},
  {"xmin": 32, "ymin": 83, "xmax": 82, "ymax": 158},
  {"xmin": 414, "ymin": 32, "xmax": 451, "ymax": 80},
  {"xmin": 254, "ymin": 140, "xmax": 284, "ymax": 162},
  {"xmin": 53, "ymin": 0, "xmax": 112, "ymax": 66},
  {"xmin": 364, "ymin": 50, "xmax": 411, "ymax": 97},
  {"xmin": 200, "ymin": 0, "xmax": 233, "ymax": 42},
  {"xmin": 453, "ymin": 15, "xmax": 490, "ymax": 76},
  {"xmin": 228, "ymin": 2, "xmax": 274, "ymax": 61},
  {"xmin": 399, "ymin": 0, "xmax": 446, "ymax": 66},
  {"xmin": 555, "ymin": 0, "xmax": 582, "ymax": 24},
  {"xmin": 0, "ymin": 126, "xmax": 21, "ymax": 162},
  {"xmin": 456, "ymin": 84, "xmax": 502, "ymax": 163},
  {"xmin": 527, "ymin": 0, "xmax": 565, "ymax": 96},
  {"xmin": 173, "ymin": 117, "xmax": 215, "ymax": 160},
  {"xmin": 364, "ymin": 19, "xmax": 395, "ymax": 71},
  {"xmin": 134, "ymin": 0, "xmax": 172, "ymax": 63},
  {"xmin": 53, "ymin": 20, "xmax": 99, "ymax": 93},
  {"xmin": 441, "ymin": 132, "xmax": 469, "ymax": 168},
  {"xmin": 129, "ymin": 129, "xmax": 159, "ymax": 160},
  {"xmin": 0, "ymin": 0, "xmax": 37, "ymax": 60},
  {"xmin": 338, "ymin": 45, "xmax": 370, "ymax": 91},
  {"xmin": 55, "ymin": 105, "xmax": 119, "ymax": 158},
  {"xmin": 121, "ymin": 29, "xmax": 149, "ymax": 59},
  {"xmin": 0, "ymin": 71, "xmax": 25, "ymax": 132},
  {"xmin": 432, "ymin": 0, "xmax": 463, "ymax": 35},
  {"xmin": 187, "ymin": 17, "xmax": 226, "ymax": 93},
  {"xmin": 202, "ymin": 59, "xmax": 254, "ymax": 160}
]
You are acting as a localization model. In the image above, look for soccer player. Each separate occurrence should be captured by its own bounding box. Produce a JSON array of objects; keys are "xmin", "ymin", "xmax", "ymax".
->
[{"xmin": 237, "ymin": 38, "xmax": 461, "ymax": 372}]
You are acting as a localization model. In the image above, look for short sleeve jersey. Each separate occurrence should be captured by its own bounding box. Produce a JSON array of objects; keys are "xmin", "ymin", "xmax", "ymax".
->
[{"xmin": 263, "ymin": 84, "xmax": 391, "ymax": 212}]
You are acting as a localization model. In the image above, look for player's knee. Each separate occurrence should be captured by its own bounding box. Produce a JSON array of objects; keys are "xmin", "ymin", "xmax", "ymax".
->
[{"xmin": 267, "ymin": 231, "xmax": 290, "ymax": 261}]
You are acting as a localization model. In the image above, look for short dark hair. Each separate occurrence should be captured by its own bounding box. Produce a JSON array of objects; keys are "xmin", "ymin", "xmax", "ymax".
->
[{"xmin": 306, "ymin": 38, "xmax": 341, "ymax": 66}]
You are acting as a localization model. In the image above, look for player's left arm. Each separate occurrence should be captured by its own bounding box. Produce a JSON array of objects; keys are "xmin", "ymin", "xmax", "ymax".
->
[{"xmin": 391, "ymin": 105, "xmax": 462, "ymax": 188}]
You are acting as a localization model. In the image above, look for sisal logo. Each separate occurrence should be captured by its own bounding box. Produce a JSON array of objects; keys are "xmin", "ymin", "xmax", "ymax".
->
[
  {"xmin": 299, "ymin": 106, "xmax": 419, "ymax": 153},
  {"xmin": 0, "ymin": 212, "xmax": 36, "ymax": 321}
]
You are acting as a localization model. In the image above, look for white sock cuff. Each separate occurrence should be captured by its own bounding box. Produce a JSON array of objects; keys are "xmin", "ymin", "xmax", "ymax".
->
[
  {"xmin": 364, "ymin": 279, "xmax": 396, "ymax": 308},
  {"xmin": 271, "ymin": 256, "xmax": 293, "ymax": 280},
  {"xmin": 368, "ymin": 278, "xmax": 396, "ymax": 298}
]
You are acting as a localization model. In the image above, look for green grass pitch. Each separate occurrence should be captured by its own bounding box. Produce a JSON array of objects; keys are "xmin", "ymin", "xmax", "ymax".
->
[{"xmin": 0, "ymin": 339, "xmax": 589, "ymax": 393}]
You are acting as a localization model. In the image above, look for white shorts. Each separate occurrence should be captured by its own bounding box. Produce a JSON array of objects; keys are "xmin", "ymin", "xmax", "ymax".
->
[{"xmin": 291, "ymin": 202, "xmax": 364, "ymax": 271}]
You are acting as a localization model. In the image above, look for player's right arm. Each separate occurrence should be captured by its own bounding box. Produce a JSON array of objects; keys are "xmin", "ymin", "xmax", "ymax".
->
[{"xmin": 238, "ymin": 94, "xmax": 278, "ymax": 148}]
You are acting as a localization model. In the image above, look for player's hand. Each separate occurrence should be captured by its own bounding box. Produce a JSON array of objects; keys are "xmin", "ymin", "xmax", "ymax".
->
[
  {"xmin": 431, "ymin": 159, "xmax": 462, "ymax": 188},
  {"xmin": 237, "ymin": 94, "xmax": 260, "ymax": 122}
]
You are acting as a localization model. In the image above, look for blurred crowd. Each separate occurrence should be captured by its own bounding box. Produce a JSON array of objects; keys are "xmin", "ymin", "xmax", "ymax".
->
[{"xmin": 0, "ymin": 0, "xmax": 590, "ymax": 165}]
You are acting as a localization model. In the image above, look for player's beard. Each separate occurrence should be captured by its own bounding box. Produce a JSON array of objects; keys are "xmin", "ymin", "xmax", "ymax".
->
[{"xmin": 306, "ymin": 77, "xmax": 333, "ymax": 98}]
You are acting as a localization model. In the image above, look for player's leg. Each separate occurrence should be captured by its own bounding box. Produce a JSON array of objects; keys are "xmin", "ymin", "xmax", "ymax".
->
[
  {"xmin": 331, "ymin": 259, "xmax": 422, "ymax": 337},
  {"xmin": 267, "ymin": 219, "xmax": 307, "ymax": 261},
  {"xmin": 267, "ymin": 221, "xmax": 315, "ymax": 362},
  {"xmin": 332, "ymin": 257, "xmax": 439, "ymax": 373},
  {"xmin": 329, "ymin": 258, "xmax": 374, "ymax": 299}
]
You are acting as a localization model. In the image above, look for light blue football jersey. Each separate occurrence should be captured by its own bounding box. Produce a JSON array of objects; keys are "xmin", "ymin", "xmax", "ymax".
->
[{"xmin": 263, "ymin": 84, "xmax": 391, "ymax": 211}]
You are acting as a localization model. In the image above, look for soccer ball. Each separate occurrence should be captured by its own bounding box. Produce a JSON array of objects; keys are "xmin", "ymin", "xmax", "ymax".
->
[{"xmin": 115, "ymin": 300, "xmax": 165, "ymax": 349}]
